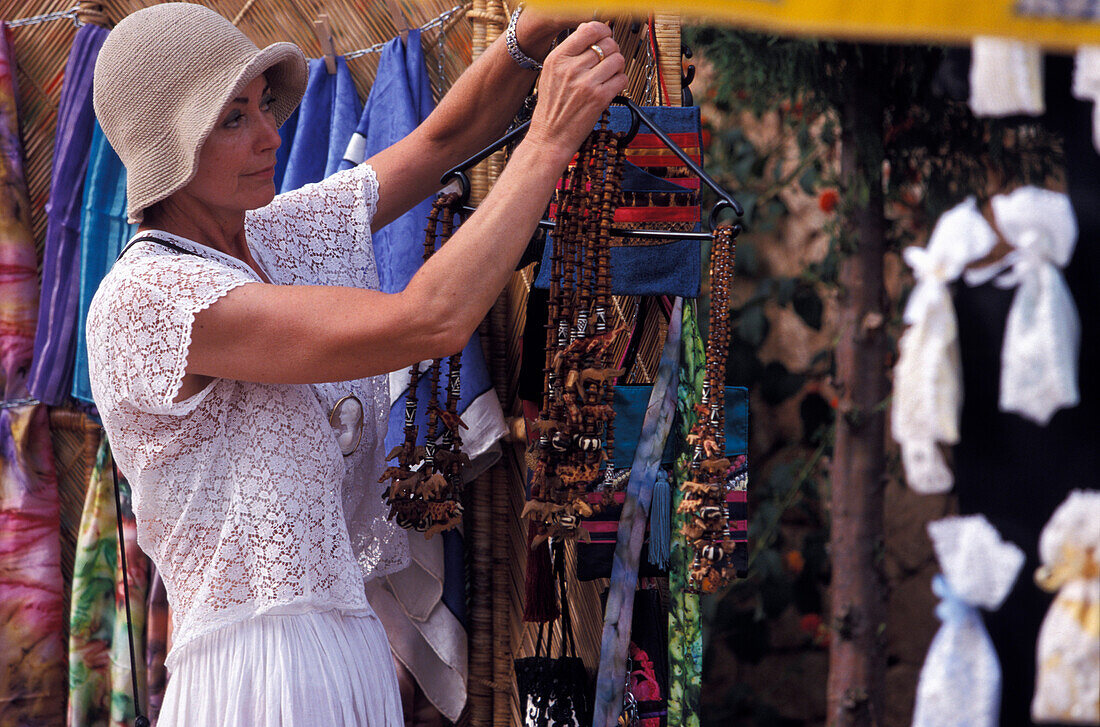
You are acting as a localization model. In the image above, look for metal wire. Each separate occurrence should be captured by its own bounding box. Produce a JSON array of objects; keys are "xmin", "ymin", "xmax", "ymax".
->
[
  {"xmin": 345, "ymin": 4, "xmax": 464, "ymax": 60},
  {"xmin": 6, "ymin": 6, "xmax": 80, "ymax": 28}
]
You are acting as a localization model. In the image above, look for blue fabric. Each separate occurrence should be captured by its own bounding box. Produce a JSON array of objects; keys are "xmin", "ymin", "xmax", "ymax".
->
[
  {"xmin": 72, "ymin": 122, "xmax": 136, "ymax": 404},
  {"xmin": 610, "ymin": 384, "xmax": 748, "ymax": 468},
  {"xmin": 279, "ymin": 55, "xmax": 362, "ymax": 192},
  {"xmin": 28, "ymin": 24, "xmax": 108, "ymax": 405},
  {"xmin": 340, "ymin": 30, "xmax": 435, "ymax": 293},
  {"xmin": 533, "ymin": 106, "xmax": 704, "ymax": 298}
]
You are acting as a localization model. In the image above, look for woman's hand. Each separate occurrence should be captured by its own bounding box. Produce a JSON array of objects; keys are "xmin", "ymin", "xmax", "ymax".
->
[{"xmin": 525, "ymin": 21, "xmax": 627, "ymax": 162}]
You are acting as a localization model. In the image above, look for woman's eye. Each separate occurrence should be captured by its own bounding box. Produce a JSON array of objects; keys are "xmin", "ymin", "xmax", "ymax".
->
[
  {"xmin": 223, "ymin": 111, "xmax": 242, "ymax": 127},
  {"xmin": 260, "ymin": 94, "xmax": 276, "ymax": 111}
]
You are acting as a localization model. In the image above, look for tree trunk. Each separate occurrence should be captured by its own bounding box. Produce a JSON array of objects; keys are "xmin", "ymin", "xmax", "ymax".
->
[{"xmin": 826, "ymin": 45, "xmax": 889, "ymax": 727}]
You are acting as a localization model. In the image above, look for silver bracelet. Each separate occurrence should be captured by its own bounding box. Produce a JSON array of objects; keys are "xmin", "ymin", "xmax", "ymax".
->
[{"xmin": 506, "ymin": 5, "xmax": 542, "ymax": 72}]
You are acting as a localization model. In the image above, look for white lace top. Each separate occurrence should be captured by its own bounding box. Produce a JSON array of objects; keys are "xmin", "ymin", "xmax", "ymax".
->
[{"xmin": 86, "ymin": 164, "xmax": 409, "ymax": 661}]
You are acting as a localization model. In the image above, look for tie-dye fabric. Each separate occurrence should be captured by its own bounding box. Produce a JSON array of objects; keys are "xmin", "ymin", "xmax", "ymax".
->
[
  {"xmin": 0, "ymin": 404, "xmax": 67, "ymax": 726},
  {"xmin": 0, "ymin": 23, "xmax": 39, "ymax": 399},
  {"xmin": 593, "ymin": 298, "xmax": 682, "ymax": 727},
  {"xmin": 68, "ymin": 438, "xmax": 148, "ymax": 727},
  {"xmin": 668, "ymin": 300, "xmax": 704, "ymax": 727}
]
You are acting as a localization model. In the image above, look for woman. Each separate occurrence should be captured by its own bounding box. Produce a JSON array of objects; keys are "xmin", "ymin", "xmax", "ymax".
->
[{"xmin": 86, "ymin": 3, "xmax": 625, "ymax": 724}]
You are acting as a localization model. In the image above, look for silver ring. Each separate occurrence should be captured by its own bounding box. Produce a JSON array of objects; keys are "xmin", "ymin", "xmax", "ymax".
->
[{"xmin": 589, "ymin": 43, "xmax": 606, "ymax": 63}]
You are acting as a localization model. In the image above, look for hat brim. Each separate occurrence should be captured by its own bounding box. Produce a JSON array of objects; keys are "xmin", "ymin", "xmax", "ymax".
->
[{"xmin": 129, "ymin": 42, "xmax": 307, "ymax": 223}]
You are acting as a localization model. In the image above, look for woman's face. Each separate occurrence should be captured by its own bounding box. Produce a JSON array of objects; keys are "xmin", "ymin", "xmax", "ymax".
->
[{"xmin": 180, "ymin": 74, "xmax": 282, "ymax": 217}]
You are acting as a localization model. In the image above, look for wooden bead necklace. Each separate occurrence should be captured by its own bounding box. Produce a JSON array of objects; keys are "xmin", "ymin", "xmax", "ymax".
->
[
  {"xmin": 525, "ymin": 113, "xmax": 626, "ymax": 544},
  {"xmin": 381, "ymin": 193, "xmax": 470, "ymax": 538},
  {"xmin": 678, "ymin": 224, "xmax": 738, "ymax": 593}
]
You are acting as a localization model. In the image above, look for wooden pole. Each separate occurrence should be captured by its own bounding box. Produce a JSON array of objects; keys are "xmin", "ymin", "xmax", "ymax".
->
[{"xmin": 826, "ymin": 44, "xmax": 888, "ymax": 727}]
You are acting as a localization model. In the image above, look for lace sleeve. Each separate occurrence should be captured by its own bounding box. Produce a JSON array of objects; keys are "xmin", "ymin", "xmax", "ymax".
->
[
  {"xmin": 86, "ymin": 255, "xmax": 256, "ymax": 415},
  {"xmin": 246, "ymin": 163, "xmax": 380, "ymax": 290}
]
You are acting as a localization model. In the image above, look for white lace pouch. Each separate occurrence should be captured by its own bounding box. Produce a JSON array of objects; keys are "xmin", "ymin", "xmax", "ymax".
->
[
  {"xmin": 1073, "ymin": 47, "xmax": 1100, "ymax": 154},
  {"xmin": 892, "ymin": 198, "xmax": 998, "ymax": 493},
  {"xmin": 912, "ymin": 515, "xmax": 1024, "ymax": 727},
  {"xmin": 1032, "ymin": 490, "xmax": 1100, "ymax": 725},
  {"xmin": 969, "ymin": 37, "xmax": 1045, "ymax": 117},
  {"xmin": 965, "ymin": 187, "xmax": 1080, "ymax": 425}
]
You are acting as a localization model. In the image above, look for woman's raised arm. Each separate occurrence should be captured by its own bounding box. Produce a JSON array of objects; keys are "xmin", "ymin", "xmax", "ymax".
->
[{"xmin": 183, "ymin": 26, "xmax": 626, "ymax": 387}]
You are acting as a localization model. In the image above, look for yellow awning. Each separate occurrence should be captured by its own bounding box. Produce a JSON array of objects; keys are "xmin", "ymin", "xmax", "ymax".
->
[{"xmin": 533, "ymin": 0, "xmax": 1100, "ymax": 50}]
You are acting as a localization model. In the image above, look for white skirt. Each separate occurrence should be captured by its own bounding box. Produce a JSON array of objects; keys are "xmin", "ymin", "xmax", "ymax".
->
[{"xmin": 157, "ymin": 610, "xmax": 403, "ymax": 726}]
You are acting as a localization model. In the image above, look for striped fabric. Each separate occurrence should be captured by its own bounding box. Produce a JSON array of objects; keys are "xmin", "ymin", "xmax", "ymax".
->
[
  {"xmin": 27, "ymin": 23, "xmax": 109, "ymax": 405},
  {"xmin": 72, "ymin": 121, "xmax": 136, "ymax": 404}
]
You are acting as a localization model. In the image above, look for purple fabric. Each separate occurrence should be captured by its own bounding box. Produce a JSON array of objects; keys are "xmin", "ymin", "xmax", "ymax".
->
[{"xmin": 27, "ymin": 24, "xmax": 108, "ymax": 405}]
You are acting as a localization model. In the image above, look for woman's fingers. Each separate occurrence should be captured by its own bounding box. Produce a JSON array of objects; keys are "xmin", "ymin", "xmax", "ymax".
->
[{"xmin": 552, "ymin": 20, "xmax": 613, "ymax": 57}]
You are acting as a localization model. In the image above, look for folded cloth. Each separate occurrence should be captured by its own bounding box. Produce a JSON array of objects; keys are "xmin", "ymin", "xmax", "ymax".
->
[
  {"xmin": 0, "ymin": 24, "xmax": 40, "ymax": 399},
  {"xmin": 72, "ymin": 121, "xmax": 136, "ymax": 404},
  {"xmin": 969, "ymin": 36, "xmax": 1045, "ymax": 117},
  {"xmin": 27, "ymin": 23, "xmax": 109, "ymax": 405},
  {"xmin": 279, "ymin": 55, "xmax": 361, "ymax": 192},
  {"xmin": 913, "ymin": 515, "xmax": 1024, "ymax": 727}
]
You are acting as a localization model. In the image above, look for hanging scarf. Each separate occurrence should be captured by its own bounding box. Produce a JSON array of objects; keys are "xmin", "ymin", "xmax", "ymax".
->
[
  {"xmin": 0, "ymin": 404, "xmax": 67, "ymax": 725},
  {"xmin": 892, "ymin": 198, "xmax": 998, "ymax": 493},
  {"xmin": 0, "ymin": 23, "xmax": 39, "ymax": 399},
  {"xmin": 72, "ymin": 121, "xmax": 136, "ymax": 403},
  {"xmin": 278, "ymin": 55, "xmax": 362, "ymax": 192},
  {"xmin": 592, "ymin": 297, "xmax": 682, "ymax": 727},
  {"xmin": 68, "ymin": 438, "xmax": 148, "ymax": 727},
  {"xmin": 965, "ymin": 186, "xmax": 1080, "ymax": 425},
  {"xmin": 912, "ymin": 515, "xmax": 1024, "ymax": 727},
  {"xmin": 27, "ymin": 23, "xmax": 109, "ymax": 405},
  {"xmin": 668, "ymin": 299, "xmax": 704, "ymax": 727},
  {"xmin": 1032, "ymin": 490, "xmax": 1100, "ymax": 724}
]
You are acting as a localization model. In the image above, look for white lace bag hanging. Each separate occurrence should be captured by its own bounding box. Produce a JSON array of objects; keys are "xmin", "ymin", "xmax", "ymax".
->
[
  {"xmin": 892, "ymin": 198, "xmax": 998, "ymax": 493},
  {"xmin": 965, "ymin": 187, "xmax": 1080, "ymax": 425},
  {"xmin": 1032, "ymin": 490, "xmax": 1100, "ymax": 725},
  {"xmin": 912, "ymin": 515, "xmax": 1025, "ymax": 727}
]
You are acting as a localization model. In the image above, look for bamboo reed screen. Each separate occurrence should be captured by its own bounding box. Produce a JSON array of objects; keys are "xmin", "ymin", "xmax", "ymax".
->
[{"xmin": 1, "ymin": 2, "xmax": 681, "ymax": 723}]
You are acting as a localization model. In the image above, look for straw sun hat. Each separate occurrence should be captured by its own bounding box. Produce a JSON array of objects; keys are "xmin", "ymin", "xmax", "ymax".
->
[{"xmin": 93, "ymin": 3, "xmax": 308, "ymax": 223}]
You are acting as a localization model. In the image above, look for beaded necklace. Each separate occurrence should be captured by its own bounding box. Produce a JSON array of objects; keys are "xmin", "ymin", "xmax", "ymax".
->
[
  {"xmin": 381, "ymin": 193, "xmax": 469, "ymax": 538},
  {"xmin": 525, "ymin": 113, "xmax": 626, "ymax": 544},
  {"xmin": 679, "ymin": 224, "xmax": 737, "ymax": 593}
]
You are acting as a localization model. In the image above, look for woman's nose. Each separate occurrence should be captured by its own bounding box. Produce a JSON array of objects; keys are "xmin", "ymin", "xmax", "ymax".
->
[{"xmin": 257, "ymin": 113, "xmax": 281, "ymax": 153}]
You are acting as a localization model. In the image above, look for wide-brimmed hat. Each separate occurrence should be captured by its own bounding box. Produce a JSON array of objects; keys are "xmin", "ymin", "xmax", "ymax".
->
[{"xmin": 93, "ymin": 3, "xmax": 307, "ymax": 223}]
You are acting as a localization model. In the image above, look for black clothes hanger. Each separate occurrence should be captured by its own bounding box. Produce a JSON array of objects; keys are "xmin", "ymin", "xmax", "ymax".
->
[{"xmin": 438, "ymin": 96, "xmax": 743, "ymax": 240}]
